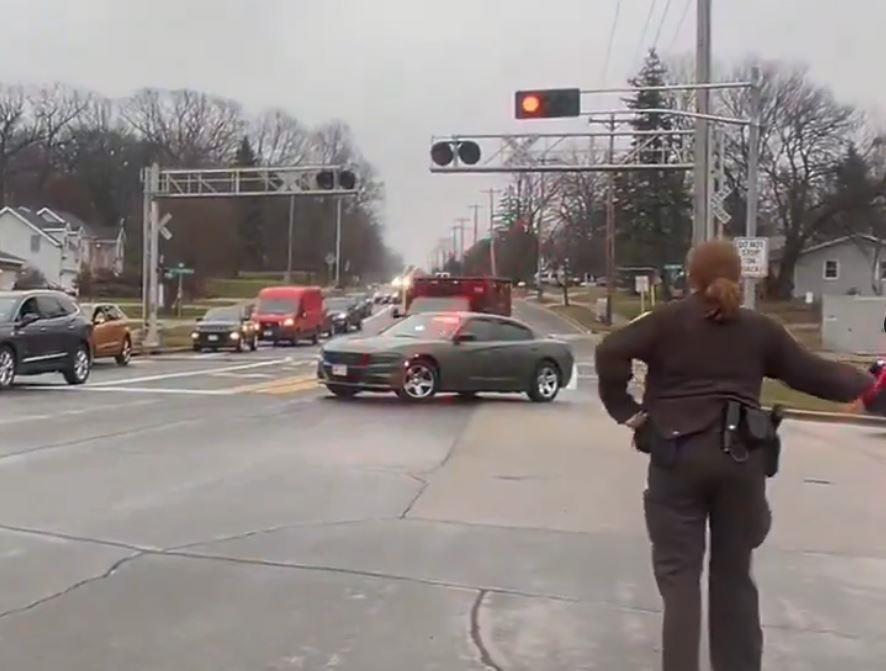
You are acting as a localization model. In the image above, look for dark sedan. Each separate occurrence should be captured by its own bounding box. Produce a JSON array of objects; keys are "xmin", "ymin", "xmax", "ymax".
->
[
  {"xmin": 317, "ymin": 311, "xmax": 574, "ymax": 402},
  {"xmin": 191, "ymin": 304, "xmax": 257, "ymax": 352},
  {"xmin": 325, "ymin": 297, "xmax": 363, "ymax": 334},
  {"xmin": 0, "ymin": 290, "xmax": 93, "ymax": 389}
]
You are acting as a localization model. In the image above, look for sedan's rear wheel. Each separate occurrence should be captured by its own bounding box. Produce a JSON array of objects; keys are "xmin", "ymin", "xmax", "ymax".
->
[
  {"xmin": 528, "ymin": 361, "xmax": 560, "ymax": 403},
  {"xmin": 115, "ymin": 337, "xmax": 132, "ymax": 366},
  {"xmin": 63, "ymin": 345, "xmax": 91, "ymax": 385},
  {"xmin": 397, "ymin": 359, "xmax": 438, "ymax": 402},
  {"xmin": 0, "ymin": 346, "xmax": 16, "ymax": 390}
]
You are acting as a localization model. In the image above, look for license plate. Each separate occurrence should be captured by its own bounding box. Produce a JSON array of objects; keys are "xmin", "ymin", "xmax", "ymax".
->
[
  {"xmin": 264, "ymin": 330, "xmax": 273, "ymax": 337},
  {"xmin": 207, "ymin": 334, "xmax": 219, "ymax": 342},
  {"xmin": 331, "ymin": 364, "xmax": 348, "ymax": 377}
]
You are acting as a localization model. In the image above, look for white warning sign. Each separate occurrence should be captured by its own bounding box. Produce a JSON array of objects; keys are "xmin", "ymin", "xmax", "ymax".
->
[{"xmin": 734, "ymin": 237, "xmax": 769, "ymax": 279}]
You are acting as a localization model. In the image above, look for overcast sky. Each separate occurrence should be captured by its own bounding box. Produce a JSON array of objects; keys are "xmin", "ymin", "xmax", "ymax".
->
[{"xmin": 1, "ymin": 0, "xmax": 883, "ymax": 265}]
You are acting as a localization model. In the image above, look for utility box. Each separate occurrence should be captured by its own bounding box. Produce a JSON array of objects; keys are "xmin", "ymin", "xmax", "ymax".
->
[{"xmin": 821, "ymin": 295, "xmax": 886, "ymax": 354}]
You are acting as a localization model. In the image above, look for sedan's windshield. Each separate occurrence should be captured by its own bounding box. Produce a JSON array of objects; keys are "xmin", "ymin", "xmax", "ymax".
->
[
  {"xmin": 0, "ymin": 297, "xmax": 17, "ymax": 322},
  {"xmin": 256, "ymin": 299, "xmax": 297, "ymax": 315},
  {"xmin": 384, "ymin": 313, "xmax": 461, "ymax": 339},
  {"xmin": 202, "ymin": 307, "xmax": 241, "ymax": 321}
]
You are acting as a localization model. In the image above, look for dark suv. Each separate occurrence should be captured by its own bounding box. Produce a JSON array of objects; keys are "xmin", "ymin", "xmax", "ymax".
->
[{"xmin": 0, "ymin": 291, "xmax": 94, "ymax": 389}]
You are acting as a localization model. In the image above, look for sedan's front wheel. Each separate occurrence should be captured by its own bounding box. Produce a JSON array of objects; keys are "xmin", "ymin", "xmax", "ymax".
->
[
  {"xmin": 527, "ymin": 361, "xmax": 560, "ymax": 403},
  {"xmin": 0, "ymin": 346, "xmax": 16, "ymax": 390},
  {"xmin": 397, "ymin": 359, "xmax": 438, "ymax": 402},
  {"xmin": 63, "ymin": 345, "xmax": 91, "ymax": 385}
]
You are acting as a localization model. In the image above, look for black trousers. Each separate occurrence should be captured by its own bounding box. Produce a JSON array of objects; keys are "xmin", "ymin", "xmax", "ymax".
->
[{"xmin": 643, "ymin": 432, "xmax": 772, "ymax": 671}]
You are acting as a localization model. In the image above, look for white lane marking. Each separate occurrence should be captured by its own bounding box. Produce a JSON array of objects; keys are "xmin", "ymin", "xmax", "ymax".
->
[
  {"xmin": 86, "ymin": 358, "xmax": 293, "ymax": 387},
  {"xmin": 0, "ymin": 399, "xmax": 158, "ymax": 424},
  {"xmin": 37, "ymin": 386, "xmax": 237, "ymax": 396},
  {"xmin": 364, "ymin": 306, "xmax": 393, "ymax": 324},
  {"xmin": 210, "ymin": 372, "xmax": 276, "ymax": 379},
  {"xmin": 566, "ymin": 364, "xmax": 579, "ymax": 391}
]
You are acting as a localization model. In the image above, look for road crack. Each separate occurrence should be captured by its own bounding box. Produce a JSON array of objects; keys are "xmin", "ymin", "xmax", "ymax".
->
[
  {"xmin": 0, "ymin": 552, "xmax": 143, "ymax": 620},
  {"xmin": 470, "ymin": 589, "xmax": 503, "ymax": 671}
]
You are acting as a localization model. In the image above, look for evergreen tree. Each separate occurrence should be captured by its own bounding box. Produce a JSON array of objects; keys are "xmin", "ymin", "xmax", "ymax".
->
[
  {"xmin": 233, "ymin": 136, "xmax": 264, "ymax": 270},
  {"xmin": 615, "ymin": 50, "xmax": 692, "ymax": 291}
]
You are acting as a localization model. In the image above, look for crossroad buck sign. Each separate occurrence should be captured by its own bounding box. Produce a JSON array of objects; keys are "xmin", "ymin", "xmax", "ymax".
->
[{"xmin": 734, "ymin": 237, "xmax": 769, "ymax": 279}]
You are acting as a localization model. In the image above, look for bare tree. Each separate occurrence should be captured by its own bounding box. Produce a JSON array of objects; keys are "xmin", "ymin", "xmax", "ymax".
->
[
  {"xmin": 250, "ymin": 109, "xmax": 311, "ymax": 166},
  {"xmin": 121, "ymin": 88, "xmax": 245, "ymax": 166},
  {"xmin": 0, "ymin": 85, "xmax": 42, "ymax": 205},
  {"xmin": 30, "ymin": 84, "xmax": 94, "ymax": 188},
  {"xmin": 720, "ymin": 62, "xmax": 860, "ymax": 297}
]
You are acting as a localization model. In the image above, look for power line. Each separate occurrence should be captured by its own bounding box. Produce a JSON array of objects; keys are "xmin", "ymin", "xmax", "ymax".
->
[
  {"xmin": 632, "ymin": 0, "xmax": 659, "ymax": 68},
  {"xmin": 652, "ymin": 0, "xmax": 674, "ymax": 49},
  {"xmin": 667, "ymin": 0, "xmax": 693, "ymax": 52},
  {"xmin": 600, "ymin": 0, "xmax": 622, "ymax": 86}
]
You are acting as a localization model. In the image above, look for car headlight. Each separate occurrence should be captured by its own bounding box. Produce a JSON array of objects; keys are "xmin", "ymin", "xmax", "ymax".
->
[
  {"xmin": 191, "ymin": 332, "xmax": 199, "ymax": 340},
  {"xmin": 229, "ymin": 331, "xmax": 241, "ymax": 340},
  {"xmin": 283, "ymin": 317, "xmax": 295, "ymax": 327},
  {"xmin": 335, "ymin": 312, "xmax": 347, "ymax": 319}
]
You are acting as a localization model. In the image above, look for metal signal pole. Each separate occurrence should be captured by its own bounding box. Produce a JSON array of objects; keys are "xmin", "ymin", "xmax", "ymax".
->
[
  {"xmin": 744, "ymin": 66, "xmax": 762, "ymax": 310},
  {"xmin": 606, "ymin": 115, "xmax": 616, "ymax": 325},
  {"xmin": 693, "ymin": 0, "xmax": 712, "ymax": 245},
  {"xmin": 334, "ymin": 197, "xmax": 343, "ymax": 287},
  {"xmin": 286, "ymin": 194, "xmax": 295, "ymax": 283},
  {"xmin": 482, "ymin": 188, "xmax": 501, "ymax": 276}
]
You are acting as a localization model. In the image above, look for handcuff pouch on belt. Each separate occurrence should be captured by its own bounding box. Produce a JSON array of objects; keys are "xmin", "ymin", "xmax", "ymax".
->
[{"xmin": 722, "ymin": 401, "xmax": 785, "ymax": 477}]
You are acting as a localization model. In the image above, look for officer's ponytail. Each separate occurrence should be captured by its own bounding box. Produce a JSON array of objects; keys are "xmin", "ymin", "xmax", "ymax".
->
[{"xmin": 687, "ymin": 240, "xmax": 743, "ymax": 322}]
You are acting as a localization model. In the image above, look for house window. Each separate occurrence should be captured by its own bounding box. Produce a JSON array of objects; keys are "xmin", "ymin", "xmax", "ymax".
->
[
  {"xmin": 30, "ymin": 235, "xmax": 41, "ymax": 253},
  {"xmin": 823, "ymin": 260, "xmax": 839, "ymax": 280}
]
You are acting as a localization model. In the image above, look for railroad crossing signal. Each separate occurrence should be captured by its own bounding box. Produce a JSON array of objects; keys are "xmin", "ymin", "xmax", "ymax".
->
[
  {"xmin": 514, "ymin": 88, "xmax": 581, "ymax": 119},
  {"xmin": 430, "ymin": 140, "xmax": 482, "ymax": 167},
  {"xmin": 316, "ymin": 169, "xmax": 357, "ymax": 191}
]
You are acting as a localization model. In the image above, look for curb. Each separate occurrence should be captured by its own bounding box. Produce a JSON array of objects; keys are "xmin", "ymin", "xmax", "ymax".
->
[{"xmin": 769, "ymin": 407, "xmax": 886, "ymax": 428}]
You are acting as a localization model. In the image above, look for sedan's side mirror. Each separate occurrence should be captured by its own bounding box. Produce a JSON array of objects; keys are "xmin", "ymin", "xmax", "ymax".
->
[
  {"xmin": 453, "ymin": 333, "xmax": 477, "ymax": 344},
  {"xmin": 17, "ymin": 313, "xmax": 40, "ymax": 328}
]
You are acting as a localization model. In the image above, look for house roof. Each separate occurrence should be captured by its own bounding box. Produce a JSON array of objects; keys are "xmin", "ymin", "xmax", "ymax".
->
[
  {"xmin": 0, "ymin": 250, "xmax": 25, "ymax": 267},
  {"xmin": 0, "ymin": 207, "xmax": 62, "ymax": 247},
  {"xmin": 37, "ymin": 207, "xmax": 120, "ymax": 241},
  {"xmin": 800, "ymin": 235, "xmax": 884, "ymax": 255}
]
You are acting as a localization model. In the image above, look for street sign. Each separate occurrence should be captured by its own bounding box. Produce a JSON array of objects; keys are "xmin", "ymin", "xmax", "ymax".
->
[
  {"xmin": 166, "ymin": 264, "xmax": 194, "ymax": 277},
  {"xmin": 734, "ymin": 237, "xmax": 769, "ymax": 279},
  {"xmin": 158, "ymin": 213, "xmax": 173, "ymax": 241},
  {"xmin": 325, "ymin": 253, "xmax": 335, "ymax": 266},
  {"xmin": 635, "ymin": 275, "xmax": 650, "ymax": 293}
]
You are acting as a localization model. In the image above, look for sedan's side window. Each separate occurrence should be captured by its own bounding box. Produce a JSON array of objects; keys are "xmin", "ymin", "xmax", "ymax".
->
[
  {"xmin": 36, "ymin": 296, "xmax": 65, "ymax": 319},
  {"xmin": 494, "ymin": 322, "xmax": 534, "ymax": 341},
  {"xmin": 108, "ymin": 306, "xmax": 126, "ymax": 321},
  {"xmin": 459, "ymin": 318, "xmax": 498, "ymax": 342},
  {"xmin": 93, "ymin": 307, "xmax": 108, "ymax": 323},
  {"xmin": 18, "ymin": 298, "xmax": 39, "ymax": 320}
]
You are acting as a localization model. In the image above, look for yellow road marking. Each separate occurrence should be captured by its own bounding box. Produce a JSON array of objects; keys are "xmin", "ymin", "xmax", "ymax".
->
[{"xmin": 226, "ymin": 374, "xmax": 317, "ymax": 395}]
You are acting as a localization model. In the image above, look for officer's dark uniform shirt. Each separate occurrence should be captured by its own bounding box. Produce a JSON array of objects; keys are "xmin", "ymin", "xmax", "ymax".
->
[{"xmin": 595, "ymin": 293, "xmax": 872, "ymax": 436}]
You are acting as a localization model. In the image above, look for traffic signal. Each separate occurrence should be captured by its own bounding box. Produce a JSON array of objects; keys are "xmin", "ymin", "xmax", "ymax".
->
[
  {"xmin": 515, "ymin": 88, "xmax": 581, "ymax": 119},
  {"xmin": 316, "ymin": 169, "xmax": 357, "ymax": 191},
  {"xmin": 430, "ymin": 140, "xmax": 482, "ymax": 167}
]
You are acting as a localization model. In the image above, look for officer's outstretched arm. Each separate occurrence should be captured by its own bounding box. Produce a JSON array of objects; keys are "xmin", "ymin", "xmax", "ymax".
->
[
  {"xmin": 595, "ymin": 311, "xmax": 659, "ymax": 423},
  {"xmin": 764, "ymin": 319, "xmax": 871, "ymax": 402}
]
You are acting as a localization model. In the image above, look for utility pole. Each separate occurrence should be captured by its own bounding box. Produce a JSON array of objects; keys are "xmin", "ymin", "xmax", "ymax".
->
[
  {"xmin": 334, "ymin": 197, "xmax": 343, "ymax": 287},
  {"xmin": 454, "ymin": 217, "xmax": 470, "ymax": 266},
  {"xmin": 451, "ymin": 225, "xmax": 459, "ymax": 266},
  {"xmin": 482, "ymin": 187, "xmax": 501, "ymax": 276},
  {"xmin": 606, "ymin": 115, "xmax": 616, "ymax": 325},
  {"xmin": 285, "ymin": 194, "xmax": 295, "ymax": 283},
  {"xmin": 744, "ymin": 66, "xmax": 762, "ymax": 310},
  {"xmin": 469, "ymin": 204, "xmax": 481, "ymax": 247},
  {"xmin": 693, "ymin": 0, "xmax": 712, "ymax": 245}
]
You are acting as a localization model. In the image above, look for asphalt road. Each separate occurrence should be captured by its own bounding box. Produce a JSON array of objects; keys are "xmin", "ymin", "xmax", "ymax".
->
[{"xmin": 0, "ymin": 301, "xmax": 884, "ymax": 670}]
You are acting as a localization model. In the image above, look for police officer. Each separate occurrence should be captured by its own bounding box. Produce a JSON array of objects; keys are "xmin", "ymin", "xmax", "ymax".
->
[{"xmin": 595, "ymin": 240, "xmax": 880, "ymax": 671}]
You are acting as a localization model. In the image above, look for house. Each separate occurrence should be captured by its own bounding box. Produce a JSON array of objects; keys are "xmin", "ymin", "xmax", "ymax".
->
[
  {"xmin": 0, "ymin": 250, "xmax": 25, "ymax": 290},
  {"xmin": 789, "ymin": 235, "xmax": 886, "ymax": 300},
  {"xmin": 0, "ymin": 207, "xmax": 78, "ymax": 290},
  {"xmin": 36, "ymin": 208, "xmax": 125, "ymax": 276}
]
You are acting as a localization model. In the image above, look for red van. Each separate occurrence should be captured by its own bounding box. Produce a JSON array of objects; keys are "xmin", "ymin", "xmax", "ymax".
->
[{"xmin": 254, "ymin": 286, "xmax": 325, "ymax": 345}]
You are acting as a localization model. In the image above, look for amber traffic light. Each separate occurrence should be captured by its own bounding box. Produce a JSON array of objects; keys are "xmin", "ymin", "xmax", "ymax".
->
[{"xmin": 515, "ymin": 88, "xmax": 581, "ymax": 119}]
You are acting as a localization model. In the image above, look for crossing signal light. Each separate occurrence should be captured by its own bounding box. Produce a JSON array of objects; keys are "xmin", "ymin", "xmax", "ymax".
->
[
  {"xmin": 315, "ymin": 169, "xmax": 357, "ymax": 191},
  {"xmin": 430, "ymin": 140, "xmax": 482, "ymax": 167},
  {"xmin": 515, "ymin": 88, "xmax": 581, "ymax": 119}
]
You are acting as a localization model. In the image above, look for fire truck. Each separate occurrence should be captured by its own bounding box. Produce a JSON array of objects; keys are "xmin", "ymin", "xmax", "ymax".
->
[{"xmin": 398, "ymin": 276, "xmax": 512, "ymax": 317}]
